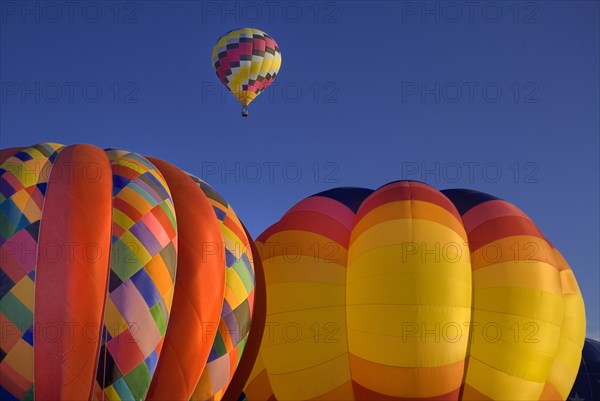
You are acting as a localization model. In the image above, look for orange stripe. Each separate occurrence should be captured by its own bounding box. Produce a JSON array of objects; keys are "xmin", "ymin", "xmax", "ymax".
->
[
  {"xmin": 551, "ymin": 248, "xmax": 571, "ymax": 272},
  {"xmin": 469, "ymin": 236, "xmax": 558, "ymax": 270},
  {"xmin": 350, "ymin": 201, "xmax": 467, "ymax": 247},
  {"xmin": 357, "ymin": 182, "xmax": 461, "ymax": 223},
  {"xmin": 34, "ymin": 144, "xmax": 112, "ymax": 401},
  {"xmin": 351, "ymin": 381, "xmax": 461, "ymax": 401},
  {"xmin": 265, "ymin": 211, "xmax": 352, "ymax": 247},
  {"xmin": 146, "ymin": 157, "xmax": 225, "ymax": 401},
  {"xmin": 243, "ymin": 369, "xmax": 274, "ymax": 400},
  {"xmin": 258, "ymin": 231, "xmax": 348, "ymax": 266},
  {"xmin": 538, "ymin": 381, "xmax": 562, "ymax": 400},
  {"xmin": 308, "ymin": 381, "xmax": 355, "ymax": 400},
  {"xmin": 349, "ymin": 353, "xmax": 464, "ymax": 399}
]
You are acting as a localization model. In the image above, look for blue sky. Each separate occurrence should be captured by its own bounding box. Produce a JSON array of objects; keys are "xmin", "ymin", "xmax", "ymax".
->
[{"xmin": 1, "ymin": 1, "xmax": 598, "ymax": 340}]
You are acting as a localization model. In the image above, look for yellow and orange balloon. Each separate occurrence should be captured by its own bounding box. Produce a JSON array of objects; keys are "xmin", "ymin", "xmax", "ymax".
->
[
  {"xmin": 0, "ymin": 143, "xmax": 265, "ymax": 401},
  {"xmin": 243, "ymin": 182, "xmax": 586, "ymax": 401}
]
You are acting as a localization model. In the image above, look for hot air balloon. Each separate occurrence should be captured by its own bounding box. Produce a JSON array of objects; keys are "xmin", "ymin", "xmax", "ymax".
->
[
  {"xmin": 242, "ymin": 181, "xmax": 586, "ymax": 401},
  {"xmin": 0, "ymin": 143, "xmax": 265, "ymax": 401},
  {"xmin": 212, "ymin": 28, "xmax": 282, "ymax": 117},
  {"xmin": 568, "ymin": 338, "xmax": 600, "ymax": 401}
]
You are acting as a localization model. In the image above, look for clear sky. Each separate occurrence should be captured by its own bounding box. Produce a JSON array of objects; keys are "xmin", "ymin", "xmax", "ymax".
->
[{"xmin": 1, "ymin": 1, "xmax": 598, "ymax": 340}]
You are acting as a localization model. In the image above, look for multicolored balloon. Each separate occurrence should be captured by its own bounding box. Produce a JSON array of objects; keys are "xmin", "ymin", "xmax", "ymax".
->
[
  {"xmin": 212, "ymin": 28, "xmax": 282, "ymax": 117},
  {"xmin": 243, "ymin": 181, "xmax": 586, "ymax": 401},
  {"xmin": 0, "ymin": 143, "xmax": 264, "ymax": 401}
]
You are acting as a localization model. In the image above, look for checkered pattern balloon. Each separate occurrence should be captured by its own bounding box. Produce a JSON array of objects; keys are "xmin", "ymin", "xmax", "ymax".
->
[
  {"xmin": 0, "ymin": 143, "xmax": 262, "ymax": 401},
  {"xmin": 212, "ymin": 28, "xmax": 282, "ymax": 108}
]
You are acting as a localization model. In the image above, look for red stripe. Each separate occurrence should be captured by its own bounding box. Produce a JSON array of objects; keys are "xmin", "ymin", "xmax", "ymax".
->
[
  {"xmin": 467, "ymin": 215, "xmax": 545, "ymax": 251},
  {"xmin": 113, "ymin": 196, "xmax": 143, "ymax": 222},
  {"xmin": 461, "ymin": 200, "xmax": 529, "ymax": 232},
  {"xmin": 223, "ymin": 214, "xmax": 250, "ymax": 250},
  {"xmin": 259, "ymin": 210, "xmax": 352, "ymax": 247},
  {"xmin": 34, "ymin": 144, "xmax": 112, "ymax": 401}
]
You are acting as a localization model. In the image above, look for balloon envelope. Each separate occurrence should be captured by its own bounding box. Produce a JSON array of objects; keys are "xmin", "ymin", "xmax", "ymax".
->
[
  {"xmin": 243, "ymin": 181, "xmax": 586, "ymax": 401},
  {"xmin": 212, "ymin": 28, "xmax": 282, "ymax": 109},
  {"xmin": 0, "ymin": 143, "xmax": 261, "ymax": 401}
]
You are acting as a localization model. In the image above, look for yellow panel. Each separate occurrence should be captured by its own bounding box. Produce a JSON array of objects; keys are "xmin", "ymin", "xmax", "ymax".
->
[
  {"xmin": 10, "ymin": 277, "xmax": 34, "ymax": 310},
  {"xmin": 267, "ymin": 354, "xmax": 351, "ymax": 401},
  {"xmin": 267, "ymin": 282, "xmax": 345, "ymax": 316},
  {"xmin": 347, "ymin": 270, "xmax": 471, "ymax": 308},
  {"xmin": 473, "ymin": 261, "xmax": 562, "ymax": 294},
  {"xmin": 163, "ymin": 285, "xmax": 175, "ymax": 314},
  {"xmin": 263, "ymin": 255, "xmax": 346, "ymax": 286},
  {"xmin": 113, "ymin": 208, "xmax": 135, "ymax": 230},
  {"xmin": 224, "ymin": 269, "xmax": 245, "ymax": 308},
  {"xmin": 258, "ymin": 53, "xmax": 275, "ymax": 76},
  {"xmin": 104, "ymin": 297, "xmax": 128, "ymax": 337},
  {"xmin": 246, "ymin": 351, "xmax": 266, "ymax": 385},
  {"xmin": 263, "ymin": 306, "xmax": 347, "ymax": 353},
  {"xmin": 223, "ymin": 228, "xmax": 248, "ymax": 259},
  {"xmin": 544, "ymin": 250, "xmax": 586, "ymax": 399},
  {"xmin": 104, "ymin": 385, "xmax": 122, "ymax": 401},
  {"xmin": 3, "ymin": 340, "xmax": 33, "ymax": 381},
  {"xmin": 473, "ymin": 288, "xmax": 564, "ymax": 324},
  {"xmin": 465, "ymin": 357, "xmax": 544, "ymax": 400},
  {"xmin": 10, "ymin": 190, "xmax": 41, "ymax": 220},
  {"xmin": 119, "ymin": 231, "xmax": 152, "ymax": 265},
  {"xmin": 468, "ymin": 309, "xmax": 561, "ymax": 381},
  {"xmin": 347, "ymin": 306, "xmax": 471, "ymax": 367},
  {"xmin": 349, "ymin": 219, "xmax": 469, "ymax": 265},
  {"xmin": 21, "ymin": 160, "xmax": 46, "ymax": 187},
  {"xmin": 545, "ymin": 357, "xmax": 578, "ymax": 400},
  {"xmin": 347, "ymin": 215, "xmax": 472, "ymax": 384},
  {"xmin": 117, "ymin": 187, "xmax": 152, "ymax": 215}
]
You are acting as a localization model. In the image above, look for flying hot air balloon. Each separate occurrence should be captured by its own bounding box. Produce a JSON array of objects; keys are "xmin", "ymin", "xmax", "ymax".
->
[
  {"xmin": 212, "ymin": 28, "xmax": 282, "ymax": 117},
  {"xmin": 0, "ymin": 143, "xmax": 266, "ymax": 401},
  {"xmin": 242, "ymin": 181, "xmax": 586, "ymax": 401}
]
